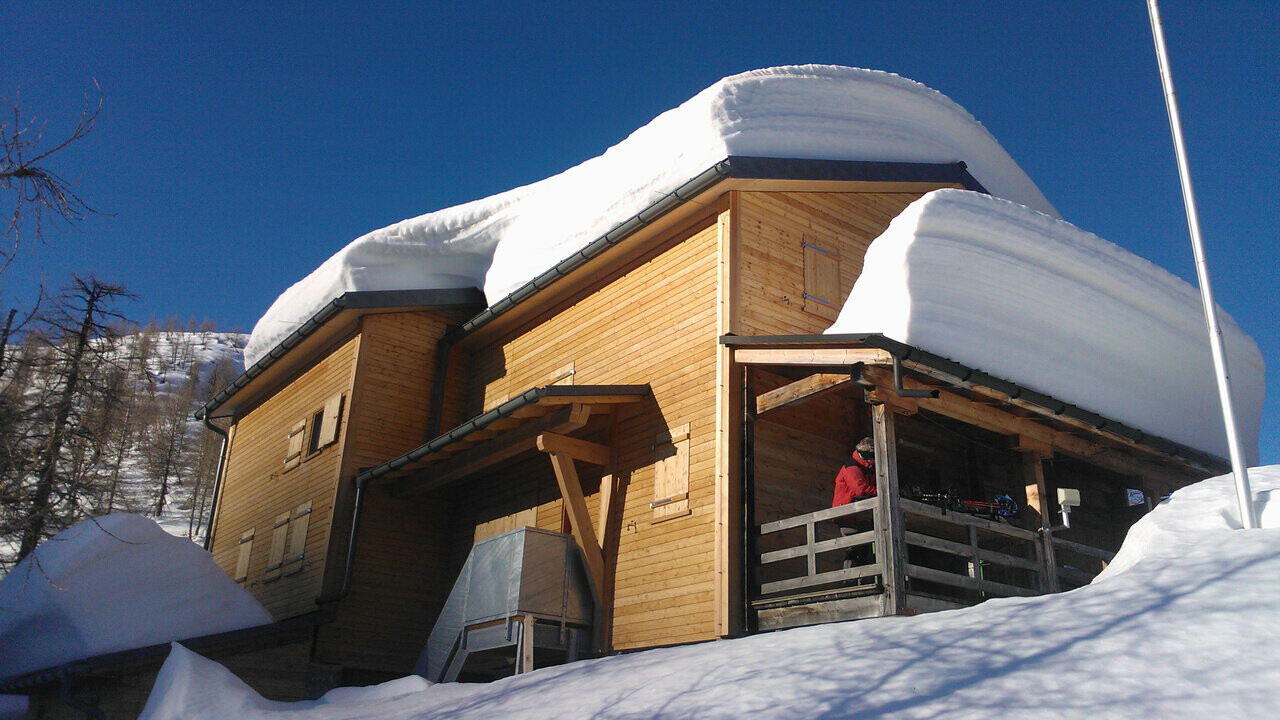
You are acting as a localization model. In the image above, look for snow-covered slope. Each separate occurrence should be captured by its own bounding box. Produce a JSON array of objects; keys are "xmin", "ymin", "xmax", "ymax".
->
[
  {"xmin": 0, "ymin": 514, "xmax": 272, "ymax": 682},
  {"xmin": 139, "ymin": 467, "xmax": 1280, "ymax": 719},
  {"xmin": 828, "ymin": 189, "xmax": 1264, "ymax": 463},
  {"xmin": 245, "ymin": 65, "xmax": 1053, "ymax": 366}
]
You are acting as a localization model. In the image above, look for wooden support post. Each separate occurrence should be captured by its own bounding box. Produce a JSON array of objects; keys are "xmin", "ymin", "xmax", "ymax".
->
[
  {"xmin": 543, "ymin": 450, "xmax": 607, "ymax": 652},
  {"xmin": 520, "ymin": 614, "xmax": 535, "ymax": 674},
  {"xmin": 872, "ymin": 404, "xmax": 906, "ymax": 616},
  {"xmin": 715, "ymin": 199, "xmax": 743, "ymax": 637},
  {"xmin": 967, "ymin": 525, "xmax": 982, "ymax": 598},
  {"xmin": 1018, "ymin": 443, "xmax": 1060, "ymax": 594}
]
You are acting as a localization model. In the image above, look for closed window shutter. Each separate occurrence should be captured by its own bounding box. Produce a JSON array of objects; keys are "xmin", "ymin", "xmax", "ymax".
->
[
  {"xmin": 802, "ymin": 235, "xmax": 841, "ymax": 321},
  {"xmin": 264, "ymin": 511, "xmax": 290, "ymax": 581},
  {"xmin": 284, "ymin": 420, "xmax": 306, "ymax": 470},
  {"xmin": 284, "ymin": 500, "xmax": 312, "ymax": 576},
  {"xmin": 652, "ymin": 424, "xmax": 691, "ymax": 522},
  {"xmin": 319, "ymin": 393, "xmax": 343, "ymax": 447},
  {"xmin": 234, "ymin": 528, "xmax": 254, "ymax": 583}
]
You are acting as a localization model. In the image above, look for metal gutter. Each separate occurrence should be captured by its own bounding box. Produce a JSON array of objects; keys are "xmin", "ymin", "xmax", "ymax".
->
[
  {"xmin": 719, "ymin": 333, "xmax": 1226, "ymax": 471},
  {"xmin": 195, "ymin": 288, "xmax": 485, "ymax": 421},
  {"xmin": 355, "ymin": 384, "xmax": 652, "ymax": 487},
  {"xmin": 448, "ymin": 157, "xmax": 982, "ymax": 343}
]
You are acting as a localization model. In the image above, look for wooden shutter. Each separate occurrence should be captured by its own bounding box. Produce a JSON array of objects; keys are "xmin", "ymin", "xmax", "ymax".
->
[
  {"xmin": 652, "ymin": 423, "xmax": 691, "ymax": 522},
  {"xmin": 283, "ymin": 500, "xmax": 312, "ymax": 576},
  {"xmin": 284, "ymin": 420, "xmax": 306, "ymax": 470},
  {"xmin": 234, "ymin": 528, "xmax": 254, "ymax": 583},
  {"xmin": 264, "ymin": 511, "xmax": 290, "ymax": 581},
  {"xmin": 802, "ymin": 235, "xmax": 841, "ymax": 321},
  {"xmin": 319, "ymin": 393, "xmax": 343, "ymax": 448}
]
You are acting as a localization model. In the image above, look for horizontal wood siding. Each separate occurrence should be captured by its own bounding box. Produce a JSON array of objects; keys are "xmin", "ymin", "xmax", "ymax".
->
[
  {"xmin": 212, "ymin": 335, "xmax": 358, "ymax": 619},
  {"xmin": 737, "ymin": 191, "xmax": 925, "ymax": 336},
  {"xmin": 318, "ymin": 311, "xmax": 459, "ymax": 674},
  {"xmin": 465, "ymin": 216, "xmax": 721, "ymax": 650}
]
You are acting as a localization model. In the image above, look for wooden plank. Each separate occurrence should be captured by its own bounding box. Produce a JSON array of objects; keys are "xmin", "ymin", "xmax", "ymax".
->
[
  {"xmin": 758, "ymin": 497, "xmax": 879, "ymax": 534},
  {"xmin": 873, "ymin": 404, "xmax": 906, "ymax": 616},
  {"xmin": 1021, "ymin": 450, "xmax": 1059, "ymax": 593},
  {"xmin": 903, "ymin": 531, "xmax": 1040, "ymax": 573},
  {"xmin": 536, "ymin": 432, "xmax": 610, "ymax": 466},
  {"xmin": 756, "ymin": 372, "xmax": 851, "ymax": 415},
  {"xmin": 900, "ymin": 498, "xmax": 1042, "ymax": 542},
  {"xmin": 545, "ymin": 450, "xmax": 606, "ymax": 650},
  {"xmin": 759, "ymin": 563, "xmax": 881, "ymax": 595},
  {"xmin": 1051, "ymin": 536, "xmax": 1117, "ymax": 562},
  {"xmin": 759, "ymin": 529, "xmax": 875, "ymax": 564},
  {"xmin": 733, "ymin": 347, "xmax": 894, "ymax": 367}
]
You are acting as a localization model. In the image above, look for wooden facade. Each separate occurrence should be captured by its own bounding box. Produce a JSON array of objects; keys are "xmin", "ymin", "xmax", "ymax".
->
[{"xmin": 191, "ymin": 162, "xmax": 1223, "ymax": 696}]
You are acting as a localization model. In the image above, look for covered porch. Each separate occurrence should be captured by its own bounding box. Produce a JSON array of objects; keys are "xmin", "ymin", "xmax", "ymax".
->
[{"xmin": 725, "ymin": 335, "xmax": 1224, "ymax": 632}]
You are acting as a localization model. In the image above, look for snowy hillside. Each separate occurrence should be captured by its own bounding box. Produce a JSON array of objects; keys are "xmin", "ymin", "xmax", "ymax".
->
[{"xmin": 139, "ymin": 467, "xmax": 1280, "ymax": 719}]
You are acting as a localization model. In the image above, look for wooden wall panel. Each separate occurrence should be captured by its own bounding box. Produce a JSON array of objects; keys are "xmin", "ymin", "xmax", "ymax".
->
[
  {"xmin": 318, "ymin": 311, "xmax": 460, "ymax": 674},
  {"xmin": 211, "ymin": 335, "xmax": 359, "ymax": 620},
  {"xmin": 463, "ymin": 216, "xmax": 722, "ymax": 650},
  {"xmin": 736, "ymin": 191, "xmax": 926, "ymax": 337}
]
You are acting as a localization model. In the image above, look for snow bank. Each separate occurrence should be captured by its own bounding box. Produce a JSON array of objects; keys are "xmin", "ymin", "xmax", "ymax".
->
[
  {"xmin": 245, "ymin": 65, "xmax": 1054, "ymax": 366},
  {"xmin": 828, "ymin": 189, "xmax": 1265, "ymax": 463},
  {"xmin": 0, "ymin": 514, "xmax": 272, "ymax": 681},
  {"xmin": 140, "ymin": 468, "xmax": 1280, "ymax": 719}
]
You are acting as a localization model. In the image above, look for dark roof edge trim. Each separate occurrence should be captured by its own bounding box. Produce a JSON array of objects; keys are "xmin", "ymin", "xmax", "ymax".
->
[
  {"xmin": 355, "ymin": 384, "xmax": 652, "ymax": 486},
  {"xmin": 449, "ymin": 157, "xmax": 983, "ymax": 343},
  {"xmin": 196, "ymin": 287, "xmax": 485, "ymax": 420},
  {"xmin": 720, "ymin": 333, "xmax": 1226, "ymax": 471}
]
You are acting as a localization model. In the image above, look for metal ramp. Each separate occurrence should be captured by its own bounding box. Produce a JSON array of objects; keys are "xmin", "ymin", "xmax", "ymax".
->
[{"xmin": 415, "ymin": 527, "xmax": 593, "ymax": 682}]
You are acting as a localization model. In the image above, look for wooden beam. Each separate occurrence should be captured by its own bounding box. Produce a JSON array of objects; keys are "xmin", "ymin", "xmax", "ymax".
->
[
  {"xmin": 715, "ymin": 198, "xmax": 744, "ymax": 638},
  {"xmin": 536, "ymin": 432, "xmax": 610, "ymax": 465},
  {"xmin": 732, "ymin": 347, "xmax": 894, "ymax": 367},
  {"xmin": 861, "ymin": 366, "xmax": 1181, "ymax": 480},
  {"xmin": 755, "ymin": 372, "xmax": 850, "ymax": 415},
  {"xmin": 872, "ymin": 404, "xmax": 907, "ymax": 616},
  {"xmin": 388, "ymin": 404, "xmax": 589, "ymax": 496},
  {"xmin": 545, "ymin": 449, "xmax": 606, "ymax": 651}
]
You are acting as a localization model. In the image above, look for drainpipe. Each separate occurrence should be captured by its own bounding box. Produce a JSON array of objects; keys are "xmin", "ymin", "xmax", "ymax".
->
[
  {"xmin": 427, "ymin": 331, "xmax": 460, "ymax": 439},
  {"xmin": 892, "ymin": 354, "xmax": 940, "ymax": 399},
  {"xmin": 200, "ymin": 415, "xmax": 230, "ymax": 551},
  {"xmin": 316, "ymin": 475, "xmax": 369, "ymax": 605}
]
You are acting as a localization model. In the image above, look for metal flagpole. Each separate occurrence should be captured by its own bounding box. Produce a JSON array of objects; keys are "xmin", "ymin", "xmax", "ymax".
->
[{"xmin": 1146, "ymin": 0, "xmax": 1258, "ymax": 529}]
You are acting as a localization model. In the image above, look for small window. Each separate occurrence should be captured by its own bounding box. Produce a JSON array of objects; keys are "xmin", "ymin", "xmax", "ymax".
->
[
  {"xmin": 284, "ymin": 421, "xmax": 306, "ymax": 470},
  {"xmin": 306, "ymin": 409, "xmax": 325, "ymax": 456},
  {"xmin": 802, "ymin": 235, "xmax": 841, "ymax": 321},
  {"xmin": 652, "ymin": 423, "xmax": 691, "ymax": 522}
]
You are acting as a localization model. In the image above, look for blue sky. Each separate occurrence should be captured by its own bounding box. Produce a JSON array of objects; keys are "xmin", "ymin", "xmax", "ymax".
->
[{"xmin": 6, "ymin": 1, "xmax": 1278, "ymax": 463}]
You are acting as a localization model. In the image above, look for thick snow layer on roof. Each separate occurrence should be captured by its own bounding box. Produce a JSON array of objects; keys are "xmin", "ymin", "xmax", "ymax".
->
[
  {"xmin": 141, "ymin": 466, "xmax": 1280, "ymax": 719},
  {"xmin": 0, "ymin": 514, "xmax": 272, "ymax": 682},
  {"xmin": 245, "ymin": 65, "xmax": 1054, "ymax": 366},
  {"xmin": 827, "ymin": 189, "xmax": 1265, "ymax": 463}
]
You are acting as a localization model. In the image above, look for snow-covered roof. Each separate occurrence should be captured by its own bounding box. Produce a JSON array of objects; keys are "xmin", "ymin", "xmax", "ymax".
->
[
  {"xmin": 0, "ymin": 515, "xmax": 273, "ymax": 683},
  {"xmin": 245, "ymin": 65, "xmax": 1054, "ymax": 366},
  {"xmin": 828, "ymin": 189, "xmax": 1265, "ymax": 463}
]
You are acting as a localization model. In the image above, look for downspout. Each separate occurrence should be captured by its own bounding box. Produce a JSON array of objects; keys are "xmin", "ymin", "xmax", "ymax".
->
[
  {"xmin": 427, "ymin": 331, "xmax": 460, "ymax": 439},
  {"xmin": 317, "ymin": 475, "xmax": 369, "ymax": 604},
  {"xmin": 200, "ymin": 415, "xmax": 229, "ymax": 551}
]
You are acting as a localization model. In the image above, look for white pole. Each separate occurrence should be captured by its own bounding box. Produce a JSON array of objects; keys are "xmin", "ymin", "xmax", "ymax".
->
[{"xmin": 1146, "ymin": 0, "xmax": 1258, "ymax": 529}]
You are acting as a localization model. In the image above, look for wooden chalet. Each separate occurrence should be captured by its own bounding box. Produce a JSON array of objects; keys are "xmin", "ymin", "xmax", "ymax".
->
[{"xmin": 186, "ymin": 157, "xmax": 1224, "ymax": 697}]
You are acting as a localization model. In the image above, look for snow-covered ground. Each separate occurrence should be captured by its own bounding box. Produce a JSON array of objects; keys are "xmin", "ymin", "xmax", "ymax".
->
[
  {"xmin": 135, "ymin": 467, "xmax": 1280, "ymax": 719},
  {"xmin": 828, "ymin": 189, "xmax": 1264, "ymax": 463},
  {"xmin": 246, "ymin": 65, "xmax": 1054, "ymax": 366}
]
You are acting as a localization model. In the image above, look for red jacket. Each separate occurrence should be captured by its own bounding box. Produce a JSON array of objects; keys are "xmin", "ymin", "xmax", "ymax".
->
[{"xmin": 832, "ymin": 452, "xmax": 876, "ymax": 524}]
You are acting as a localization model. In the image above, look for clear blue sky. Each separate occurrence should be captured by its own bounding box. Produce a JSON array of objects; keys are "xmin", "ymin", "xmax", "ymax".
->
[{"xmin": 6, "ymin": 2, "xmax": 1278, "ymax": 463}]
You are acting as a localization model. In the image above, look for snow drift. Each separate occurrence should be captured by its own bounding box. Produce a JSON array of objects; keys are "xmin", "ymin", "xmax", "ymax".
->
[
  {"xmin": 0, "ymin": 514, "xmax": 272, "ymax": 682},
  {"xmin": 245, "ymin": 65, "xmax": 1054, "ymax": 366},
  {"xmin": 140, "ymin": 467, "xmax": 1280, "ymax": 719},
  {"xmin": 828, "ymin": 189, "xmax": 1265, "ymax": 463}
]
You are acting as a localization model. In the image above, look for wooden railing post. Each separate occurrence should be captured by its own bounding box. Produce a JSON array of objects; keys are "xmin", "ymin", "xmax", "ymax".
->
[{"xmin": 872, "ymin": 404, "xmax": 906, "ymax": 615}]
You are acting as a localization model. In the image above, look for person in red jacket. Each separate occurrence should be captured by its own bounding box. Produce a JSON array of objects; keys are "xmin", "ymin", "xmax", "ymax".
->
[{"xmin": 832, "ymin": 437, "xmax": 877, "ymax": 569}]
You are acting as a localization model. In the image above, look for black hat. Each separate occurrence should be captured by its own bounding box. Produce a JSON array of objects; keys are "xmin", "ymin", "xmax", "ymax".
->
[{"xmin": 855, "ymin": 437, "xmax": 875, "ymax": 456}]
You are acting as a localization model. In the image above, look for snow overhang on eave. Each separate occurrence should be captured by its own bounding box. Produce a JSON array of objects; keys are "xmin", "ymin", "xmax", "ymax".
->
[
  {"xmin": 450, "ymin": 156, "xmax": 986, "ymax": 348},
  {"xmin": 720, "ymin": 333, "xmax": 1229, "ymax": 475},
  {"xmin": 197, "ymin": 288, "xmax": 486, "ymax": 422}
]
